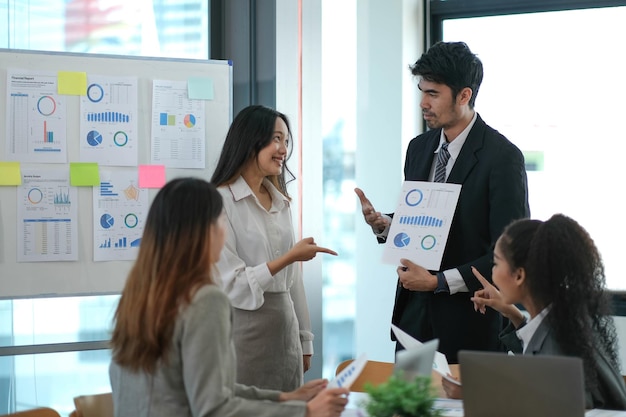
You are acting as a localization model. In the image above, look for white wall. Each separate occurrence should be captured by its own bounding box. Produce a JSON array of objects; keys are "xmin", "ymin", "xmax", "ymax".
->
[
  {"xmin": 276, "ymin": 0, "xmax": 424, "ymax": 373},
  {"xmin": 276, "ymin": 0, "xmax": 326, "ymax": 379},
  {"xmin": 354, "ymin": 0, "xmax": 423, "ymax": 362}
]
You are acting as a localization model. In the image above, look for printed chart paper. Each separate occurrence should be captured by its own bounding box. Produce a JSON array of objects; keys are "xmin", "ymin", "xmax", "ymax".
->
[
  {"xmin": 17, "ymin": 169, "xmax": 78, "ymax": 262},
  {"xmin": 150, "ymin": 79, "xmax": 206, "ymax": 169},
  {"xmin": 93, "ymin": 170, "xmax": 149, "ymax": 261},
  {"xmin": 391, "ymin": 324, "xmax": 459, "ymax": 384},
  {"xmin": 383, "ymin": 181, "xmax": 461, "ymax": 270},
  {"xmin": 79, "ymin": 75, "xmax": 139, "ymax": 166},
  {"xmin": 328, "ymin": 353, "xmax": 368, "ymax": 390},
  {"xmin": 5, "ymin": 69, "xmax": 67, "ymax": 163}
]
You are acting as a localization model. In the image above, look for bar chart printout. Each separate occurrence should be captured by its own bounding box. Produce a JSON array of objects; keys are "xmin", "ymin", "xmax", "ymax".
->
[
  {"xmin": 5, "ymin": 69, "xmax": 67, "ymax": 163},
  {"xmin": 93, "ymin": 169, "xmax": 149, "ymax": 261},
  {"xmin": 17, "ymin": 169, "xmax": 78, "ymax": 262},
  {"xmin": 79, "ymin": 74, "xmax": 139, "ymax": 166},
  {"xmin": 382, "ymin": 181, "xmax": 461, "ymax": 270}
]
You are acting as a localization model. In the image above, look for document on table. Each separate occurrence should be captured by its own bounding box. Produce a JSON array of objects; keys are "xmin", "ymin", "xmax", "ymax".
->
[
  {"xmin": 382, "ymin": 181, "xmax": 461, "ymax": 270},
  {"xmin": 328, "ymin": 353, "xmax": 368, "ymax": 390},
  {"xmin": 391, "ymin": 324, "xmax": 461, "ymax": 386}
]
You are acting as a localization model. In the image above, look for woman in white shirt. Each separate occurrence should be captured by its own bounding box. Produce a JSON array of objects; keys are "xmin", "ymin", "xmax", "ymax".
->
[
  {"xmin": 443, "ymin": 214, "xmax": 626, "ymax": 410},
  {"xmin": 109, "ymin": 178, "xmax": 348, "ymax": 417},
  {"xmin": 210, "ymin": 105, "xmax": 337, "ymax": 391}
]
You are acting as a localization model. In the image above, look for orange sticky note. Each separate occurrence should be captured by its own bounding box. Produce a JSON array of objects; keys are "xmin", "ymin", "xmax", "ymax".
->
[
  {"xmin": 139, "ymin": 165, "xmax": 166, "ymax": 188},
  {"xmin": 58, "ymin": 71, "xmax": 87, "ymax": 95},
  {"xmin": 0, "ymin": 161, "xmax": 22, "ymax": 185}
]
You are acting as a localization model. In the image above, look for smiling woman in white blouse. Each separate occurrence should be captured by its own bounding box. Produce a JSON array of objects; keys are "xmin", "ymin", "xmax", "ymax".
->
[
  {"xmin": 210, "ymin": 105, "xmax": 337, "ymax": 391},
  {"xmin": 109, "ymin": 178, "xmax": 348, "ymax": 417}
]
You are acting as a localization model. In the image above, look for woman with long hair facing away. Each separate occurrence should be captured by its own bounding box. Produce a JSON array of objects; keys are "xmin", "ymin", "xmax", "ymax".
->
[
  {"xmin": 442, "ymin": 214, "xmax": 626, "ymax": 410},
  {"xmin": 109, "ymin": 178, "xmax": 348, "ymax": 417},
  {"xmin": 210, "ymin": 105, "xmax": 337, "ymax": 391}
]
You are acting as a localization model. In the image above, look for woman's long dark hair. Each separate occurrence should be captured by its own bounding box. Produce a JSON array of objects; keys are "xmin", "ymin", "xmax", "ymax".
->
[
  {"xmin": 210, "ymin": 104, "xmax": 294, "ymax": 198},
  {"xmin": 498, "ymin": 214, "xmax": 619, "ymax": 388},
  {"xmin": 110, "ymin": 178, "xmax": 223, "ymax": 373}
]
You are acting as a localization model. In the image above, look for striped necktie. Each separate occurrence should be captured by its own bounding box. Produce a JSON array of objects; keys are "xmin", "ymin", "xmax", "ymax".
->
[{"xmin": 434, "ymin": 142, "xmax": 450, "ymax": 183}]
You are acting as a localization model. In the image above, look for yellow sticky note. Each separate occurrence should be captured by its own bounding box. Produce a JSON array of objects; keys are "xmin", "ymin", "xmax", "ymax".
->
[
  {"xmin": 0, "ymin": 161, "xmax": 22, "ymax": 185},
  {"xmin": 58, "ymin": 71, "xmax": 87, "ymax": 95},
  {"xmin": 70, "ymin": 162, "xmax": 100, "ymax": 186}
]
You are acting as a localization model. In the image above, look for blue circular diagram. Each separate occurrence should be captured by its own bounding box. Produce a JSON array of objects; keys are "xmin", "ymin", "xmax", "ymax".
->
[
  {"xmin": 87, "ymin": 84, "xmax": 104, "ymax": 103},
  {"xmin": 394, "ymin": 232, "xmax": 411, "ymax": 248},
  {"xmin": 114, "ymin": 131, "xmax": 128, "ymax": 146},
  {"xmin": 405, "ymin": 189, "xmax": 423, "ymax": 206},
  {"xmin": 100, "ymin": 214, "xmax": 114, "ymax": 229},
  {"xmin": 421, "ymin": 235, "xmax": 436, "ymax": 250},
  {"xmin": 87, "ymin": 130, "xmax": 103, "ymax": 146},
  {"xmin": 37, "ymin": 96, "xmax": 57, "ymax": 116},
  {"xmin": 124, "ymin": 213, "xmax": 138, "ymax": 228},
  {"xmin": 28, "ymin": 188, "xmax": 43, "ymax": 204}
]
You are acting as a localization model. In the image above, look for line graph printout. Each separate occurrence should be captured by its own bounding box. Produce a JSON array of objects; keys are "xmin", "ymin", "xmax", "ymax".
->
[
  {"xmin": 80, "ymin": 75, "xmax": 139, "ymax": 166},
  {"xmin": 93, "ymin": 169, "xmax": 149, "ymax": 261},
  {"xmin": 383, "ymin": 181, "xmax": 461, "ymax": 270},
  {"xmin": 17, "ymin": 169, "xmax": 78, "ymax": 262},
  {"xmin": 150, "ymin": 79, "xmax": 206, "ymax": 169},
  {"xmin": 5, "ymin": 69, "xmax": 67, "ymax": 163}
]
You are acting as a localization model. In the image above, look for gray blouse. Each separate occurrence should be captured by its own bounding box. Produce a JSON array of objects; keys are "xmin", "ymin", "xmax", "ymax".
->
[{"xmin": 109, "ymin": 284, "xmax": 307, "ymax": 417}]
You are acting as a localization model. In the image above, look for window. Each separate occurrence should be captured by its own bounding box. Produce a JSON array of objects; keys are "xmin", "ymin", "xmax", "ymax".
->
[
  {"xmin": 0, "ymin": 0, "xmax": 209, "ymax": 413},
  {"xmin": 437, "ymin": 4, "xmax": 626, "ymax": 290}
]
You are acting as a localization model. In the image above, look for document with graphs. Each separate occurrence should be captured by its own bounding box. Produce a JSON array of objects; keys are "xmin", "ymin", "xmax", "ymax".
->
[{"xmin": 382, "ymin": 181, "xmax": 461, "ymax": 270}]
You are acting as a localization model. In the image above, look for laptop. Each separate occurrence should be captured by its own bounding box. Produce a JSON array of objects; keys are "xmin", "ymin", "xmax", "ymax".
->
[
  {"xmin": 394, "ymin": 338, "xmax": 439, "ymax": 381},
  {"xmin": 459, "ymin": 350, "xmax": 586, "ymax": 417}
]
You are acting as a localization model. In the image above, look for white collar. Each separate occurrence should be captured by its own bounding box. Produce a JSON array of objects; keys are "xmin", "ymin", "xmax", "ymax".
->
[
  {"xmin": 516, "ymin": 305, "xmax": 552, "ymax": 354},
  {"xmin": 227, "ymin": 176, "xmax": 288, "ymax": 211},
  {"xmin": 435, "ymin": 111, "xmax": 478, "ymax": 160}
]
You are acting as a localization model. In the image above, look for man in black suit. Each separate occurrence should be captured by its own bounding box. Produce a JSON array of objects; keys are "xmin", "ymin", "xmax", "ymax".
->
[{"xmin": 355, "ymin": 41, "xmax": 530, "ymax": 363}]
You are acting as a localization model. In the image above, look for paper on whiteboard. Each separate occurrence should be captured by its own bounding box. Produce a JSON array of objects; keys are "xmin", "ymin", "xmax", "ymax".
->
[
  {"xmin": 391, "ymin": 324, "xmax": 459, "ymax": 385},
  {"xmin": 328, "ymin": 353, "xmax": 368, "ymax": 389},
  {"xmin": 382, "ymin": 181, "xmax": 461, "ymax": 270}
]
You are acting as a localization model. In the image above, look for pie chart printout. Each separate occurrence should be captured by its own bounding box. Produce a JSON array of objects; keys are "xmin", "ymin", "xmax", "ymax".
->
[
  {"xmin": 87, "ymin": 130, "xmax": 103, "ymax": 147},
  {"xmin": 100, "ymin": 213, "xmax": 114, "ymax": 229},
  {"xmin": 394, "ymin": 232, "xmax": 411, "ymax": 248}
]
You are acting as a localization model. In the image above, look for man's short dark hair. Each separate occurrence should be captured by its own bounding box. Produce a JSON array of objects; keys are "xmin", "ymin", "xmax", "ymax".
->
[{"xmin": 410, "ymin": 41, "xmax": 483, "ymax": 108}]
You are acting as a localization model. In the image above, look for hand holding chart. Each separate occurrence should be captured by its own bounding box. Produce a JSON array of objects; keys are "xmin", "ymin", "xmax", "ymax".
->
[{"xmin": 328, "ymin": 353, "xmax": 368, "ymax": 390}]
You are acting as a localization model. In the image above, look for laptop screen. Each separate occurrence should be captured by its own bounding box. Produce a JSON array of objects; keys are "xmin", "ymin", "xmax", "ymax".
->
[
  {"xmin": 394, "ymin": 338, "xmax": 439, "ymax": 381},
  {"xmin": 459, "ymin": 350, "xmax": 585, "ymax": 417}
]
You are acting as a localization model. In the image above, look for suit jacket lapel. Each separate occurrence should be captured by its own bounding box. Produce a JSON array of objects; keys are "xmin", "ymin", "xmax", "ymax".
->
[
  {"xmin": 525, "ymin": 319, "xmax": 551, "ymax": 355},
  {"xmin": 406, "ymin": 131, "xmax": 440, "ymax": 181},
  {"xmin": 446, "ymin": 115, "xmax": 486, "ymax": 184}
]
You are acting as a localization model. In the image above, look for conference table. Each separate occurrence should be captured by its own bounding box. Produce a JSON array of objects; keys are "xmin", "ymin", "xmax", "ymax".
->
[{"xmin": 340, "ymin": 364, "xmax": 626, "ymax": 417}]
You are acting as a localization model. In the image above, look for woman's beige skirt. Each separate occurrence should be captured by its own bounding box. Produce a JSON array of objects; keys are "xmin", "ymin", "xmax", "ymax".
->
[{"xmin": 232, "ymin": 291, "xmax": 304, "ymax": 391}]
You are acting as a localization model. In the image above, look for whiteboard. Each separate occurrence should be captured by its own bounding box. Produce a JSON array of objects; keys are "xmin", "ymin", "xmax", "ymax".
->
[{"xmin": 0, "ymin": 49, "xmax": 232, "ymax": 299}]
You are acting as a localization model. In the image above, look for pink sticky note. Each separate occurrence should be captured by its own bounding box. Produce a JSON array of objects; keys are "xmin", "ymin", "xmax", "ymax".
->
[{"xmin": 139, "ymin": 165, "xmax": 166, "ymax": 188}]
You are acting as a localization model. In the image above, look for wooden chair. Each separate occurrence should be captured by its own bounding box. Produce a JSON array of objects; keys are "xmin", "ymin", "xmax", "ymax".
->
[
  {"xmin": 335, "ymin": 359, "xmax": 394, "ymax": 392},
  {"xmin": 6, "ymin": 408, "xmax": 61, "ymax": 417},
  {"xmin": 68, "ymin": 393, "xmax": 114, "ymax": 417}
]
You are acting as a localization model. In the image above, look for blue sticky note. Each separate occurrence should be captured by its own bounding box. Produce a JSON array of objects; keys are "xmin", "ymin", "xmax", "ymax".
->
[{"xmin": 188, "ymin": 77, "xmax": 214, "ymax": 100}]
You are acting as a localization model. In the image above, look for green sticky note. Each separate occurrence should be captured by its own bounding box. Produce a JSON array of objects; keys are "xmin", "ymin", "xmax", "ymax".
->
[
  {"xmin": 188, "ymin": 76, "xmax": 214, "ymax": 100},
  {"xmin": 58, "ymin": 71, "xmax": 88, "ymax": 95},
  {"xmin": 70, "ymin": 162, "xmax": 100, "ymax": 186},
  {"xmin": 0, "ymin": 161, "xmax": 22, "ymax": 185}
]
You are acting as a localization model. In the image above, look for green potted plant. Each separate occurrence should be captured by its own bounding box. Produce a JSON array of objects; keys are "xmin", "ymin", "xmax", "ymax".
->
[{"xmin": 362, "ymin": 373, "xmax": 442, "ymax": 417}]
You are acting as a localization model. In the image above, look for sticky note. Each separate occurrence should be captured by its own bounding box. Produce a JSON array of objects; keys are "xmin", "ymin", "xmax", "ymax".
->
[
  {"xmin": 58, "ymin": 71, "xmax": 88, "ymax": 95},
  {"xmin": 139, "ymin": 165, "xmax": 166, "ymax": 188},
  {"xmin": 188, "ymin": 77, "xmax": 214, "ymax": 100},
  {"xmin": 70, "ymin": 162, "xmax": 100, "ymax": 186},
  {"xmin": 0, "ymin": 161, "xmax": 22, "ymax": 185}
]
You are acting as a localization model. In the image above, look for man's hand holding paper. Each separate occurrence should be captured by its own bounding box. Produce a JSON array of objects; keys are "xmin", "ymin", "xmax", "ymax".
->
[{"xmin": 397, "ymin": 258, "xmax": 437, "ymax": 291}]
